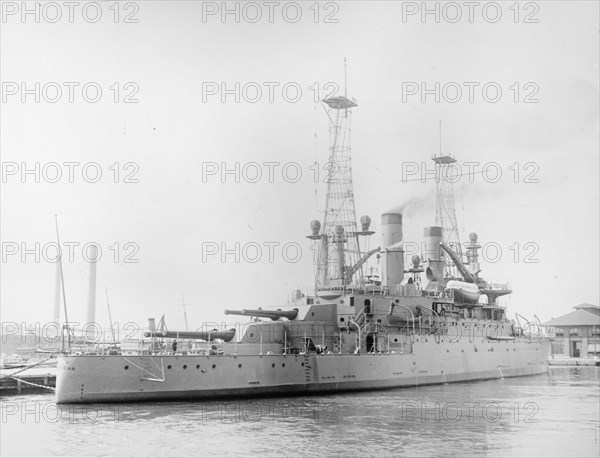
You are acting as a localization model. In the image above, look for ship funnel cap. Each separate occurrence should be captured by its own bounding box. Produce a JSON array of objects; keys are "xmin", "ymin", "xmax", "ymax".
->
[
  {"xmin": 310, "ymin": 220, "xmax": 321, "ymax": 236},
  {"xmin": 360, "ymin": 215, "xmax": 372, "ymax": 232}
]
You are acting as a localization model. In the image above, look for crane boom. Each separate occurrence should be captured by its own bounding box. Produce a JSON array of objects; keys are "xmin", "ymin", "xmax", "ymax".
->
[{"xmin": 439, "ymin": 243, "xmax": 475, "ymax": 283}]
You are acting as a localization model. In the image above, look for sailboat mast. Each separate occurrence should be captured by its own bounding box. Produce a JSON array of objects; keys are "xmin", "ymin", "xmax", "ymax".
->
[
  {"xmin": 105, "ymin": 286, "xmax": 116, "ymax": 343},
  {"xmin": 181, "ymin": 294, "xmax": 189, "ymax": 332},
  {"xmin": 54, "ymin": 215, "xmax": 70, "ymax": 352}
]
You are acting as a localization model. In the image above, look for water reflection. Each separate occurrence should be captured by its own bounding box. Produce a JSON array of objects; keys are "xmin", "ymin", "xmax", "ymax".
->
[{"xmin": 2, "ymin": 367, "xmax": 598, "ymax": 457}]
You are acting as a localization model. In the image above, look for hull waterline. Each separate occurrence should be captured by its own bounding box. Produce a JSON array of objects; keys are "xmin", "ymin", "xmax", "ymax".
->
[{"xmin": 56, "ymin": 339, "xmax": 548, "ymax": 403}]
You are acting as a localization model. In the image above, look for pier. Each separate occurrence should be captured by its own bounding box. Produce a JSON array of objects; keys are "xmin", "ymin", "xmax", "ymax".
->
[
  {"xmin": 548, "ymin": 356, "xmax": 600, "ymax": 367},
  {"xmin": 0, "ymin": 367, "xmax": 57, "ymax": 395}
]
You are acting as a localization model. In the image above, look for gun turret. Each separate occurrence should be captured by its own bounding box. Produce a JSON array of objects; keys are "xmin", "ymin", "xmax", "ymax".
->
[
  {"xmin": 224, "ymin": 308, "xmax": 299, "ymax": 321},
  {"xmin": 143, "ymin": 329, "xmax": 236, "ymax": 342}
]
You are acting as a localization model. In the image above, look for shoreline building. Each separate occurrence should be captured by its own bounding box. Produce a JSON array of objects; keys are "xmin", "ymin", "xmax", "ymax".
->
[{"xmin": 543, "ymin": 303, "xmax": 600, "ymax": 358}]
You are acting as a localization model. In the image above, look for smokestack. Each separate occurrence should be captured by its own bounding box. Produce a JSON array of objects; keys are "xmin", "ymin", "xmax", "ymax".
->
[
  {"xmin": 381, "ymin": 213, "xmax": 402, "ymax": 248},
  {"xmin": 380, "ymin": 213, "xmax": 404, "ymax": 291},
  {"xmin": 53, "ymin": 261, "xmax": 61, "ymax": 324},
  {"xmin": 86, "ymin": 244, "xmax": 98, "ymax": 339}
]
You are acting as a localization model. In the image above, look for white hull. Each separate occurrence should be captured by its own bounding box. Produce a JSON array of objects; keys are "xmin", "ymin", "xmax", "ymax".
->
[{"xmin": 56, "ymin": 339, "xmax": 549, "ymax": 403}]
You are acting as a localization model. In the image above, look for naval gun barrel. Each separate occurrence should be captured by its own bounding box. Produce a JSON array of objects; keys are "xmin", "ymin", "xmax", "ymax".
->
[
  {"xmin": 143, "ymin": 329, "xmax": 236, "ymax": 342},
  {"xmin": 224, "ymin": 308, "xmax": 299, "ymax": 321}
]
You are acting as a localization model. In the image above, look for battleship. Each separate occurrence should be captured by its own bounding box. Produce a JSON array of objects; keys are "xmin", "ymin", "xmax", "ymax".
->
[{"xmin": 55, "ymin": 90, "xmax": 549, "ymax": 404}]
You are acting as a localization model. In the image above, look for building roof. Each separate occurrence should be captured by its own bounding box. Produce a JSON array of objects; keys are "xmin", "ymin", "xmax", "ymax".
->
[
  {"xmin": 573, "ymin": 303, "xmax": 600, "ymax": 315},
  {"xmin": 543, "ymin": 305, "xmax": 600, "ymax": 327}
]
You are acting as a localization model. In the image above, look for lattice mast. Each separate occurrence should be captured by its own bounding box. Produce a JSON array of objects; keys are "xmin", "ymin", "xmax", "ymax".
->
[
  {"xmin": 307, "ymin": 61, "xmax": 373, "ymax": 291},
  {"xmin": 432, "ymin": 121, "xmax": 463, "ymax": 280}
]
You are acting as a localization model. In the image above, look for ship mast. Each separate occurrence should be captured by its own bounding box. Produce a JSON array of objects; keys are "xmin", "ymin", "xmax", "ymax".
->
[
  {"xmin": 432, "ymin": 121, "xmax": 463, "ymax": 280},
  {"xmin": 105, "ymin": 286, "xmax": 116, "ymax": 343},
  {"xmin": 54, "ymin": 215, "xmax": 71, "ymax": 352},
  {"xmin": 308, "ymin": 60, "xmax": 373, "ymax": 294},
  {"xmin": 180, "ymin": 294, "xmax": 190, "ymax": 331}
]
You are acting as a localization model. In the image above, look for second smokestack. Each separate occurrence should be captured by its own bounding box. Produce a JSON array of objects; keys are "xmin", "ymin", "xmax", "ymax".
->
[{"xmin": 380, "ymin": 213, "xmax": 404, "ymax": 291}]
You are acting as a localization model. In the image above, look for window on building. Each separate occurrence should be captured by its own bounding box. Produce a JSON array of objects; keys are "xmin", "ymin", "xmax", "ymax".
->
[
  {"xmin": 588, "ymin": 338, "xmax": 600, "ymax": 355},
  {"xmin": 569, "ymin": 328, "xmax": 579, "ymax": 336},
  {"xmin": 551, "ymin": 340, "xmax": 565, "ymax": 355},
  {"xmin": 589, "ymin": 327, "xmax": 600, "ymax": 336},
  {"xmin": 555, "ymin": 328, "xmax": 564, "ymax": 337}
]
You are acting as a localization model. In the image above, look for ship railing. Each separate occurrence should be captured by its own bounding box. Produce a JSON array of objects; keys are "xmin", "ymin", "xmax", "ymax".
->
[
  {"xmin": 364, "ymin": 322, "xmax": 394, "ymax": 355},
  {"xmin": 514, "ymin": 313, "xmax": 544, "ymax": 342},
  {"xmin": 347, "ymin": 320, "xmax": 361, "ymax": 352},
  {"xmin": 316, "ymin": 285, "xmax": 361, "ymax": 295},
  {"xmin": 485, "ymin": 282, "xmax": 511, "ymax": 291},
  {"xmin": 390, "ymin": 304, "xmax": 415, "ymax": 335},
  {"xmin": 354, "ymin": 309, "xmax": 367, "ymax": 330},
  {"xmin": 420, "ymin": 289, "xmax": 453, "ymax": 300},
  {"xmin": 387, "ymin": 284, "xmax": 423, "ymax": 297},
  {"xmin": 417, "ymin": 312, "xmax": 454, "ymax": 338},
  {"xmin": 427, "ymin": 309, "xmax": 445, "ymax": 338},
  {"xmin": 415, "ymin": 309, "xmax": 437, "ymax": 337},
  {"xmin": 56, "ymin": 324, "xmax": 130, "ymax": 355},
  {"xmin": 398, "ymin": 323, "xmax": 412, "ymax": 336},
  {"xmin": 416, "ymin": 316, "xmax": 430, "ymax": 337}
]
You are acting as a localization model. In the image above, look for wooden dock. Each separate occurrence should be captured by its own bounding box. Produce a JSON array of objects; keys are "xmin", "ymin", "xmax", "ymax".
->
[
  {"xmin": 548, "ymin": 356, "xmax": 600, "ymax": 367},
  {"xmin": 0, "ymin": 367, "xmax": 57, "ymax": 395}
]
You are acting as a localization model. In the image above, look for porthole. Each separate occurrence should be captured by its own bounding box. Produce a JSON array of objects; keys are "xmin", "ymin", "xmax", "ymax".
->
[
  {"xmin": 212, "ymin": 364, "xmax": 216, "ymax": 369},
  {"xmin": 272, "ymin": 363, "xmax": 275, "ymax": 368},
  {"xmin": 301, "ymin": 363, "xmax": 304, "ymax": 367},
  {"xmin": 340, "ymin": 317, "xmax": 345, "ymax": 322},
  {"xmin": 183, "ymin": 365, "xmax": 187, "ymax": 369},
  {"xmin": 394, "ymin": 338, "xmax": 398, "ymax": 342},
  {"xmin": 124, "ymin": 365, "xmax": 129, "ymax": 370},
  {"xmin": 167, "ymin": 365, "xmax": 172, "ymax": 369},
  {"xmin": 196, "ymin": 364, "xmax": 200, "ymax": 369},
  {"xmin": 238, "ymin": 364, "xmax": 242, "ymax": 368},
  {"xmin": 282, "ymin": 363, "xmax": 286, "ymax": 368}
]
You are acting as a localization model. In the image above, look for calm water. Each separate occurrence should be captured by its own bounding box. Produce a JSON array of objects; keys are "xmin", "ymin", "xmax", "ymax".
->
[{"xmin": 1, "ymin": 367, "xmax": 599, "ymax": 457}]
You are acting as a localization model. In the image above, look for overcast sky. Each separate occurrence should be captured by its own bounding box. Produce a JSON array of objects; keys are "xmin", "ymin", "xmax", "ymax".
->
[{"xmin": 1, "ymin": 1, "xmax": 598, "ymax": 333}]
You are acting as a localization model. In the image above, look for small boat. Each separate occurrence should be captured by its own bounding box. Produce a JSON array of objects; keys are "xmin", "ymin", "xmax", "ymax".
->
[{"xmin": 445, "ymin": 280, "xmax": 481, "ymax": 304}]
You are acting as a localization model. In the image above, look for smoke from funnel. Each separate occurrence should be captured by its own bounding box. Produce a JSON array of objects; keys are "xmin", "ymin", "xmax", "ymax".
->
[{"xmin": 387, "ymin": 190, "xmax": 435, "ymax": 218}]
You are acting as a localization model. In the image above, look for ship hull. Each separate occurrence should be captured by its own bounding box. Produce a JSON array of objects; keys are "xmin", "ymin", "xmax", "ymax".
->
[{"xmin": 56, "ymin": 339, "xmax": 549, "ymax": 403}]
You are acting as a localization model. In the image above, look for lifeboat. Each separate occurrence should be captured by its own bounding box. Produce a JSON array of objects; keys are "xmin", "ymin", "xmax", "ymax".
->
[{"xmin": 445, "ymin": 280, "xmax": 481, "ymax": 304}]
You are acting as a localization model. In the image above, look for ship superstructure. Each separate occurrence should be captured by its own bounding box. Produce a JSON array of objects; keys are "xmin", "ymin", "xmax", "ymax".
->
[{"xmin": 54, "ymin": 86, "xmax": 548, "ymax": 404}]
